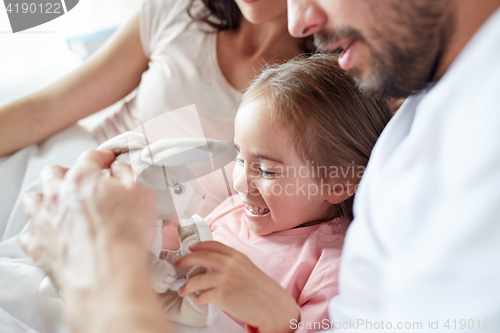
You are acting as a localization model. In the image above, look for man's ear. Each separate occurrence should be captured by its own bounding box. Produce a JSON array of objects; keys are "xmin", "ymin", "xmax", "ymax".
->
[{"xmin": 323, "ymin": 181, "xmax": 357, "ymax": 204}]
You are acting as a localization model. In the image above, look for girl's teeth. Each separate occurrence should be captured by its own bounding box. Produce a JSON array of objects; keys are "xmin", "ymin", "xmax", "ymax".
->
[{"xmin": 247, "ymin": 204, "xmax": 270, "ymax": 215}]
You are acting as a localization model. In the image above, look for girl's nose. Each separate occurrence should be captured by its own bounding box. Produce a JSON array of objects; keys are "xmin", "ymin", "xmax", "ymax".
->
[
  {"xmin": 233, "ymin": 166, "xmax": 258, "ymax": 195},
  {"xmin": 287, "ymin": 0, "xmax": 327, "ymax": 38}
]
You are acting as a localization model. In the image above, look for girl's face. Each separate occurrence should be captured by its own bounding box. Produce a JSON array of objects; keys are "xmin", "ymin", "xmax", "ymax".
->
[
  {"xmin": 233, "ymin": 100, "xmax": 334, "ymax": 236},
  {"xmin": 234, "ymin": 0, "xmax": 288, "ymax": 25}
]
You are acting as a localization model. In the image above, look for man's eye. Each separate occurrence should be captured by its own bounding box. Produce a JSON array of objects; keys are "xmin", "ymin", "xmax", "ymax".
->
[{"xmin": 259, "ymin": 169, "xmax": 276, "ymax": 178}]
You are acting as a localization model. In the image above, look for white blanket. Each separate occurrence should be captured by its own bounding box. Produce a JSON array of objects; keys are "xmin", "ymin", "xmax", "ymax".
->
[
  {"xmin": 0, "ymin": 125, "xmax": 243, "ymax": 333},
  {"xmin": 0, "ymin": 125, "xmax": 97, "ymax": 333}
]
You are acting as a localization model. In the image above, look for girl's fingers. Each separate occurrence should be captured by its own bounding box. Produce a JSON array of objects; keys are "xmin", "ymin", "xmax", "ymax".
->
[
  {"xmin": 189, "ymin": 241, "xmax": 238, "ymax": 256},
  {"xmin": 195, "ymin": 288, "xmax": 219, "ymax": 306},
  {"xmin": 175, "ymin": 250, "xmax": 227, "ymax": 271},
  {"xmin": 178, "ymin": 273, "xmax": 218, "ymax": 297}
]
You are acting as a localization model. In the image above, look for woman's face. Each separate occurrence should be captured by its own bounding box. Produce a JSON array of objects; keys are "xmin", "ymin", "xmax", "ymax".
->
[
  {"xmin": 233, "ymin": 100, "xmax": 333, "ymax": 236},
  {"xmin": 234, "ymin": 0, "xmax": 288, "ymax": 25}
]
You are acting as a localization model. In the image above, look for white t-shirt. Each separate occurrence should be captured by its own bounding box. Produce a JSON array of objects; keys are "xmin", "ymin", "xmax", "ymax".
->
[
  {"xmin": 90, "ymin": 0, "xmax": 242, "ymax": 216},
  {"xmin": 328, "ymin": 8, "xmax": 500, "ymax": 332}
]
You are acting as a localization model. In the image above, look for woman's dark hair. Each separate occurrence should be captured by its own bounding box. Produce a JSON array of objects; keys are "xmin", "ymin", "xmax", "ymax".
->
[
  {"xmin": 188, "ymin": 0, "xmax": 314, "ymax": 52},
  {"xmin": 188, "ymin": 0, "xmax": 242, "ymax": 31}
]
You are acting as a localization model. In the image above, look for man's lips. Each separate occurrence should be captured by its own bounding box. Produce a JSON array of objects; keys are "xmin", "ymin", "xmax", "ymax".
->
[
  {"xmin": 326, "ymin": 38, "xmax": 356, "ymax": 52},
  {"xmin": 325, "ymin": 38, "xmax": 358, "ymax": 71}
]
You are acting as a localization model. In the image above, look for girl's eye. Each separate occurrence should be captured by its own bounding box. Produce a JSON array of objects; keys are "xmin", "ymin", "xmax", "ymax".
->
[
  {"xmin": 234, "ymin": 154, "xmax": 276, "ymax": 178},
  {"xmin": 259, "ymin": 168, "xmax": 277, "ymax": 179}
]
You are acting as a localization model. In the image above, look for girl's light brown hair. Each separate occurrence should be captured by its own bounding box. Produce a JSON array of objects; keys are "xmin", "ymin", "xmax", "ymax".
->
[{"xmin": 241, "ymin": 53, "xmax": 392, "ymax": 221}]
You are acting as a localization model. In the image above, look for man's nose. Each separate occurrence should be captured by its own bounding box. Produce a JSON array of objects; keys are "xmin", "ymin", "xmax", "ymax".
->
[{"xmin": 287, "ymin": 0, "xmax": 327, "ymax": 38}]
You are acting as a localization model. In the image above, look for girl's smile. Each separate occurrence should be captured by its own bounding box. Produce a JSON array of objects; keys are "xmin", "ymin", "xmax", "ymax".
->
[
  {"xmin": 244, "ymin": 202, "xmax": 271, "ymax": 221},
  {"xmin": 232, "ymin": 100, "xmax": 334, "ymax": 235}
]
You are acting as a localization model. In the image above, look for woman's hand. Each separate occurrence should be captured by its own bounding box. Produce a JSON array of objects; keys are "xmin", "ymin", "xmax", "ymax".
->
[
  {"xmin": 19, "ymin": 150, "xmax": 173, "ymax": 333},
  {"xmin": 176, "ymin": 241, "xmax": 299, "ymax": 333}
]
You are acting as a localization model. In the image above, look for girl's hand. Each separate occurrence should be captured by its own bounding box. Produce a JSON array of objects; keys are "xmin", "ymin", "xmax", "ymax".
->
[{"xmin": 175, "ymin": 241, "xmax": 299, "ymax": 333}]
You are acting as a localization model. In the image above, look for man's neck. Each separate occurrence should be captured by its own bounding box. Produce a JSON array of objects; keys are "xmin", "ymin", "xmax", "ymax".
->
[{"xmin": 434, "ymin": 0, "xmax": 500, "ymax": 80}]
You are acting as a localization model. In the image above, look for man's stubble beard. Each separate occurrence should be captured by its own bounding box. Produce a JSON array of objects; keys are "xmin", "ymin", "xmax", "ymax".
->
[{"xmin": 315, "ymin": 1, "xmax": 456, "ymax": 99}]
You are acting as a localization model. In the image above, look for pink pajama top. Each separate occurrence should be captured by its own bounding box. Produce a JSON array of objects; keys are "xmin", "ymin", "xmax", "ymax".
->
[{"xmin": 206, "ymin": 195, "xmax": 346, "ymax": 332}]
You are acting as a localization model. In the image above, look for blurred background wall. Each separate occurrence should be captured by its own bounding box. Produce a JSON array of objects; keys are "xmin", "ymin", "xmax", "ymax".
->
[{"xmin": 0, "ymin": 0, "xmax": 142, "ymax": 106}]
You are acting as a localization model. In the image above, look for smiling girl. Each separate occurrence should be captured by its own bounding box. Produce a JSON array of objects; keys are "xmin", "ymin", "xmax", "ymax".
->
[{"xmin": 175, "ymin": 54, "xmax": 392, "ymax": 333}]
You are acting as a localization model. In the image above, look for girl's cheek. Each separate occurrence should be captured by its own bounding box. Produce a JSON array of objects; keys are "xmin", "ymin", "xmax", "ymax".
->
[
  {"xmin": 261, "ymin": 179, "xmax": 279, "ymax": 196},
  {"xmin": 261, "ymin": 180, "xmax": 285, "ymax": 200},
  {"xmin": 251, "ymin": 179, "xmax": 267, "ymax": 196}
]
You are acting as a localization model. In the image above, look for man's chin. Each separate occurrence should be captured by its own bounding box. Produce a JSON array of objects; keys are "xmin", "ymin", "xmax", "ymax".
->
[
  {"xmin": 350, "ymin": 69, "xmax": 383, "ymax": 98},
  {"xmin": 352, "ymin": 70, "xmax": 418, "ymax": 99}
]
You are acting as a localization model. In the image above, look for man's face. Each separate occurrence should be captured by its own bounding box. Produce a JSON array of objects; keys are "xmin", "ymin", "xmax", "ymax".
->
[{"xmin": 287, "ymin": 0, "xmax": 455, "ymax": 98}]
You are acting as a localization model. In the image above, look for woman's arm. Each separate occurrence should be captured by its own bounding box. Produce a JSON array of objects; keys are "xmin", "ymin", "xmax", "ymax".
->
[
  {"xmin": 19, "ymin": 152, "xmax": 175, "ymax": 333},
  {"xmin": 0, "ymin": 13, "xmax": 149, "ymax": 157}
]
